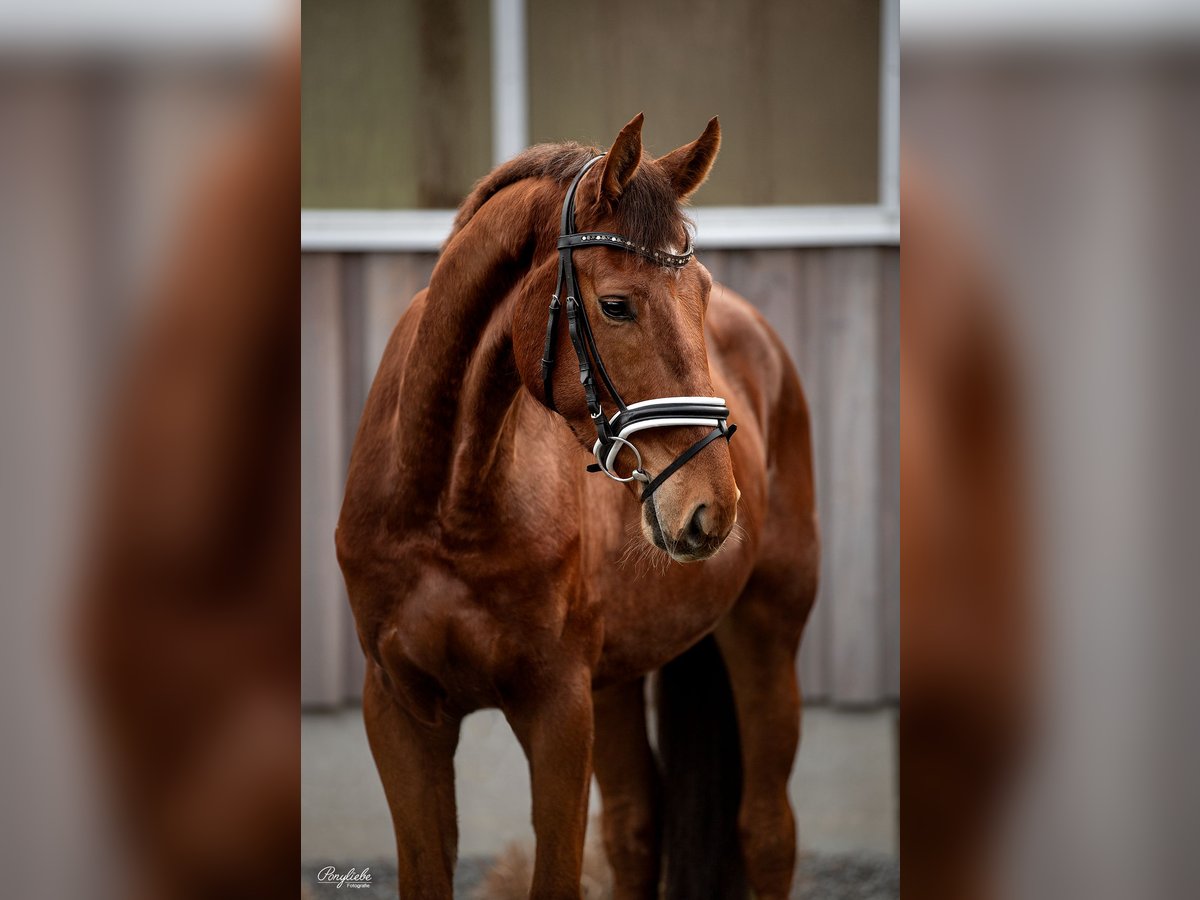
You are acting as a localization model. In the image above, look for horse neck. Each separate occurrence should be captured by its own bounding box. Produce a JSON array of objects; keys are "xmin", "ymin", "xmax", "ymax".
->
[
  {"xmin": 392, "ymin": 186, "xmax": 550, "ymax": 528},
  {"xmin": 447, "ymin": 313, "xmax": 552, "ymax": 528}
]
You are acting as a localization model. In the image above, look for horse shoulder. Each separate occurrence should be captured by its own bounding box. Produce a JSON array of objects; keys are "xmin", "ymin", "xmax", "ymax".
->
[{"xmin": 338, "ymin": 290, "xmax": 430, "ymax": 551}]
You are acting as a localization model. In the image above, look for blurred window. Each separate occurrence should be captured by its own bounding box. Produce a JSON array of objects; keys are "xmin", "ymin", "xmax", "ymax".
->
[
  {"xmin": 528, "ymin": 0, "xmax": 881, "ymax": 207},
  {"xmin": 302, "ymin": 0, "xmax": 881, "ymax": 209},
  {"xmin": 302, "ymin": 0, "xmax": 493, "ymax": 208}
]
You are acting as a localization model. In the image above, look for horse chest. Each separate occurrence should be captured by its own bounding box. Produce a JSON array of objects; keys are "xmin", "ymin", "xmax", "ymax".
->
[
  {"xmin": 376, "ymin": 542, "xmax": 599, "ymax": 710},
  {"xmin": 590, "ymin": 546, "xmax": 753, "ymax": 685}
]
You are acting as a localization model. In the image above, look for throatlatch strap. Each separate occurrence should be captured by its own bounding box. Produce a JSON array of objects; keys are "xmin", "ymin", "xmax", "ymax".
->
[
  {"xmin": 540, "ymin": 298, "xmax": 560, "ymax": 406},
  {"xmin": 541, "ymin": 256, "xmax": 568, "ymax": 407}
]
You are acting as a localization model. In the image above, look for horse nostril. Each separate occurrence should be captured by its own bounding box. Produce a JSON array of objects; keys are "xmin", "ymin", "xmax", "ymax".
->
[{"xmin": 686, "ymin": 504, "xmax": 709, "ymax": 545}]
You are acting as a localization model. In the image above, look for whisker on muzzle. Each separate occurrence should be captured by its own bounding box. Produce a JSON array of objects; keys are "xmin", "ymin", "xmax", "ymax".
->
[
  {"xmin": 616, "ymin": 518, "xmax": 672, "ymax": 577},
  {"xmin": 707, "ymin": 520, "xmax": 747, "ymax": 561}
]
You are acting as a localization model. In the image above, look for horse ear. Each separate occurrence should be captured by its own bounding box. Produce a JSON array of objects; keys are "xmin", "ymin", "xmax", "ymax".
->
[
  {"xmin": 657, "ymin": 116, "xmax": 721, "ymax": 199},
  {"xmin": 597, "ymin": 113, "xmax": 644, "ymax": 205}
]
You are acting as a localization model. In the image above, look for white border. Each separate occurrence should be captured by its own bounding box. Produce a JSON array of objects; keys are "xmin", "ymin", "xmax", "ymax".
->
[
  {"xmin": 300, "ymin": 206, "xmax": 898, "ymax": 252},
  {"xmin": 0, "ymin": 0, "xmax": 286, "ymax": 53},
  {"xmin": 880, "ymin": 0, "xmax": 900, "ymax": 214},
  {"xmin": 300, "ymin": 0, "xmax": 900, "ymax": 252},
  {"xmin": 490, "ymin": 0, "xmax": 528, "ymax": 165},
  {"xmin": 301, "ymin": 209, "xmax": 457, "ymax": 252},
  {"xmin": 901, "ymin": 0, "xmax": 1200, "ymax": 44}
]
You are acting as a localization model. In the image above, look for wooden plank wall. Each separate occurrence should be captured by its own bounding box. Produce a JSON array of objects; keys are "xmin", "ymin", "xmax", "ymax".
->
[{"xmin": 301, "ymin": 247, "xmax": 899, "ymax": 707}]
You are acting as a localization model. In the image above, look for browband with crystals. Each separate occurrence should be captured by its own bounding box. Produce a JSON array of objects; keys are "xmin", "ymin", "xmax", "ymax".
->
[
  {"xmin": 556, "ymin": 232, "xmax": 694, "ymax": 268},
  {"xmin": 540, "ymin": 154, "xmax": 735, "ymax": 503}
]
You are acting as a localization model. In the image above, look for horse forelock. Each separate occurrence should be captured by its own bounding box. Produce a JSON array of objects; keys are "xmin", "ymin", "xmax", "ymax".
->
[
  {"xmin": 596, "ymin": 162, "xmax": 692, "ymax": 256},
  {"xmin": 449, "ymin": 142, "xmax": 689, "ymax": 255}
]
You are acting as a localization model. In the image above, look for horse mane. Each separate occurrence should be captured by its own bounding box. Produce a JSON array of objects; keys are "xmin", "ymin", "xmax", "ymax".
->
[{"xmin": 449, "ymin": 141, "xmax": 689, "ymax": 253}]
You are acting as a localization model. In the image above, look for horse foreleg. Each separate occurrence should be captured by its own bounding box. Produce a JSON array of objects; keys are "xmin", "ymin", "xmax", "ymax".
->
[
  {"xmin": 506, "ymin": 667, "xmax": 595, "ymax": 900},
  {"xmin": 715, "ymin": 596, "xmax": 805, "ymax": 900},
  {"xmin": 593, "ymin": 678, "xmax": 661, "ymax": 900},
  {"xmin": 362, "ymin": 663, "xmax": 461, "ymax": 899}
]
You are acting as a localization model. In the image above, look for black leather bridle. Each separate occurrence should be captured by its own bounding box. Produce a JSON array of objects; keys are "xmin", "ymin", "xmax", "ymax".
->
[{"xmin": 540, "ymin": 155, "xmax": 736, "ymax": 503}]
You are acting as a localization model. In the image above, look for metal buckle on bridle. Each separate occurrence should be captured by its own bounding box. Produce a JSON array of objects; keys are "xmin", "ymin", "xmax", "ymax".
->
[{"xmin": 593, "ymin": 436, "xmax": 650, "ymax": 484}]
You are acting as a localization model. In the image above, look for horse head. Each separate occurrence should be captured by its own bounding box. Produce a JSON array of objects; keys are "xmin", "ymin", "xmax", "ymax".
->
[{"xmin": 516, "ymin": 114, "xmax": 738, "ymax": 562}]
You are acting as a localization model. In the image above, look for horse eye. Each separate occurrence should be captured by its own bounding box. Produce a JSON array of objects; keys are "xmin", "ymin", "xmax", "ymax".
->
[{"xmin": 600, "ymin": 299, "xmax": 633, "ymax": 320}]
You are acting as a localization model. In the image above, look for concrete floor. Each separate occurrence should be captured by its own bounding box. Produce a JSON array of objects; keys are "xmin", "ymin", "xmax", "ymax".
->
[{"xmin": 302, "ymin": 704, "xmax": 896, "ymax": 864}]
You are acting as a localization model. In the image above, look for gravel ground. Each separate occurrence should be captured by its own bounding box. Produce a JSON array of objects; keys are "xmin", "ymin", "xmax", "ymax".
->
[{"xmin": 301, "ymin": 852, "xmax": 899, "ymax": 899}]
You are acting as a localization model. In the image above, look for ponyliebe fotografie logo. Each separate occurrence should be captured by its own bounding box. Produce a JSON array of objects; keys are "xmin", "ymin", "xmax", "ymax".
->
[{"xmin": 316, "ymin": 866, "xmax": 372, "ymax": 889}]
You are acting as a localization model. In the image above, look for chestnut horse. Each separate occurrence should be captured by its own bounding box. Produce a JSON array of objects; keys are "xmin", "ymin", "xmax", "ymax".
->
[{"xmin": 336, "ymin": 114, "xmax": 818, "ymax": 900}]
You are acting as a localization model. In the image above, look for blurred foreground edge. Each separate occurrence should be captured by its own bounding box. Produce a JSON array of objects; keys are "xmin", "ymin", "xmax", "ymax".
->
[
  {"xmin": 900, "ymin": 161, "xmax": 1033, "ymax": 900},
  {"xmin": 76, "ymin": 35, "xmax": 299, "ymax": 900}
]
